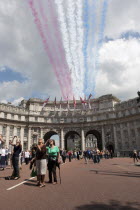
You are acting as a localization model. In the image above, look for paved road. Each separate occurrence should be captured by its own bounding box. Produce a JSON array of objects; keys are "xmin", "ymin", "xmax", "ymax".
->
[{"xmin": 0, "ymin": 158, "xmax": 140, "ymax": 210}]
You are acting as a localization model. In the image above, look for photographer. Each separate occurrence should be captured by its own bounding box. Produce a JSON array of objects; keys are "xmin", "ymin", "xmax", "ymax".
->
[
  {"xmin": 9, "ymin": 136, "xmax": 22, "ymax": 180},
  {"xmin": 0, "ymin": 135, "xmax": 5, "ymax": 157},
  {"xmin": 46, "ymin": 139, "xmax": 60, "ymax": 184}
]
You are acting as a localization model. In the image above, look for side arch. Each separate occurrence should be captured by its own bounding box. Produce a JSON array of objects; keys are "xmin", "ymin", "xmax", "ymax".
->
[
  {"xmin": 85, "ymin": 130, "xmax": 102, "ymax": 150},
  {"xmin": 64, "ymin": 131, "xmax": 81, "ymax": 150}
]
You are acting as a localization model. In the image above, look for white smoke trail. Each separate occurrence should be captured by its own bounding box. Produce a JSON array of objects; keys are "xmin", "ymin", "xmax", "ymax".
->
[
  {"xmin": 75, "ymin": 0, "xmax": 85, "ymax": 97},
  {"xmin": 66, "ymin": 0, "xmax": 82, "ymax": 97},
  {"xmin": 55, "ymin": 0, "xmax": 79, "ymax": 98},
  {"xmin": 37, "ymin": 0, "xmax": 72, "ymax": 98},
  {"xmin": 55, "ymin": 0, "xmax": 73, "ymax": 70}
]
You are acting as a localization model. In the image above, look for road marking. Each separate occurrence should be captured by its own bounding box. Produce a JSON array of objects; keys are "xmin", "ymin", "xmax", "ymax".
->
[{"xmin": 7, "ymin": 177, "xmax": 35, "ymax": 191}]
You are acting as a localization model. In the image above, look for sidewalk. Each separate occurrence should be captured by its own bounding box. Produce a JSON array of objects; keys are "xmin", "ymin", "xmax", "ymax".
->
[{"xmin": 0, "ymin": 158, "xmax": 140, "ymax": 210}]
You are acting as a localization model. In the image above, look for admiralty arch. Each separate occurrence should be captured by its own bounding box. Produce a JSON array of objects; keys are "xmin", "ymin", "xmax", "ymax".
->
[{"xmin": 0, "ymin": 94, "xmax": 140, "ymax": 156}]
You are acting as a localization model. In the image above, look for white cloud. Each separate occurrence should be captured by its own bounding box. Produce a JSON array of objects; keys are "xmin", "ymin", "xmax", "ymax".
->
[
  {"xmin": 0, "ymin": 0, "xmax": 140, "ymax": 103},
  {"xmin": 105, "ymin": 0, "xmax": 140, "ymax": 38},
  {"xmin": 12, "ymin": 97, "xmax": 24, "ymax": 106},
  {"xmin": 0, "ymin": 0, "xmax": 61, "ymax": 102},
  {"xmin": 95, "ymin": 38, "xmax": 140, "ymax": 100}
]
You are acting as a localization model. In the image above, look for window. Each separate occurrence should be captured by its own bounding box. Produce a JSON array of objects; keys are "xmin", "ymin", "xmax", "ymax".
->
[
  {"xmin": 11, "ymin": 114, "xmax": 14, "ymax": 120},
  {"xmin": 24, "ymin": 128, "xmax": 28, "ymax": 137},
  {"xmin": 10, "ymin": 126, "xmax": 14, "ymax": 136},
  {"xmin": 35, "ymin": 117, "xmax": 38, "ymax": 122},
  {"xmin": 2, "ymin": 127, "xmax": 6, "ymax": 136},
  {"xmin": 4, "ymin": 113, "xmax": 7, "ymax": 118},
  {"xmin": 17, "ymin": 128, "xmax": 21, "ymax": 137},
  {"xmin": 18, "ymin": 115, "xmax": 21, "ymax": 120}
]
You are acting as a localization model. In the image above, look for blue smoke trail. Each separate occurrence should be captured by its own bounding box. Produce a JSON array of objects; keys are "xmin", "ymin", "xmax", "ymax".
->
[
  {"xmin": 83, "ymin": 0, "xmax": 89, "ymax": 96},
  {"xmin": 87, "ymin": 0, "xmax": 96, "ymax": 97},
  {"xmin": 95, "ymin": 0, "xmax": 108, "ymax": 69}
]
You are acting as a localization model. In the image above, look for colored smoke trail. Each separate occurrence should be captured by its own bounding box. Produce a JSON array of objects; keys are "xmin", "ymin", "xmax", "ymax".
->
[
  {"xmin": 66, "ymin": 0, "xmax": 81, "ymax": 97},
  {"xmin": 37, "ymin": 0, "xmax": 72, "ymax": 98},
  {"xmin": 83, "ymin": 0, "xmax": 89, "ymax": 96},
  {"xmin": 55, "ymin": 0, "xmax": 75, "ymax": 95},
  {"xmin": 26, "ymin": 0, "xmax": 109, "ymax": 100},
  {"xmin": 85, "ymin": 0, "xmax": 97, "ymax": 96},
  {"xmin": 27, "ymin": 0, "xmax": 66, "ymax": 98},
  {"xmin": 47, "ymin": 0, "xmax": 73, "ymax": 98},
  {"xmin": 55, "ymin": 0, "xmax": 80, "ymax": 98},
  {"xmin": 75, "ymin": 0, "xmax": 85, "ymax": 96},
  {"xmin": 95, "ymin": 0, "xmax": 108, "ymax": 70}
]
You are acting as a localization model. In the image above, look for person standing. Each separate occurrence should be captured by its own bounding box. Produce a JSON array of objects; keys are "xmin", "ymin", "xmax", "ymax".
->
[
  {"xmin": 35, "ymin": 139, "xmax": 47, "ymax": 187},
  {"xmin": 46, "ymin": 139, "xmax": 60, "ymax": 184},
  {"xmin": 25, "ymin": 150, "xmax": 30, "ymax": 165},
  {"xmin": 0, "ymin": 146, "xmax": 6, "ymax": 170},
  {"xmin": 133, "ymin": 150, "xmax": 138, "ymax": 163},
  {"xmin": 9, "ymin": 136, "xmax": 22, "ymax": 180},
  {"xmin": 68, "ymin": 150, "xmax": 72, "ymax": 162},
  {"xmin": 83, "ymin": 150, "xmax": 89, "ymax": 164},
  {"xmin": 0, "ymin": 135, "xmax": 5, "ymax": 159},
  {"xmin": 5, "ymin": 146, "xmax": 9, "ymax": 166},
  {"xmin": 61, "ymin": 149, "xmax": 67, "ymax": 163}
]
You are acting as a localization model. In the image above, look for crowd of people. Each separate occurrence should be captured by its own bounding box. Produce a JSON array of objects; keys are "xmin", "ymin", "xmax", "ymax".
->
[{"xmin": 0, "ymin": 134, "xmax": 139, "ymax": 186}]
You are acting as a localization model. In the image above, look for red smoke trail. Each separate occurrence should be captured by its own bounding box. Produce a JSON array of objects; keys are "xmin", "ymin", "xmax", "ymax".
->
[
  {"xmin": 47, "ymin": 0, "xmax": 72, "ymax": 98},
  {"xmin": 37, "ymin": 0, "xmax": 72, "ymax": 99},
  {"xmin": 27, "ymin": 0, "xmax": 66, "ymax": 99}
]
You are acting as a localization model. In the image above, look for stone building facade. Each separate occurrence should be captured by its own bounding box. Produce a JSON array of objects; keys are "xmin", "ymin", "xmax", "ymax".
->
[{"xmin": 0, "ymin": 94, "xmax": 140, "ymax": 156}]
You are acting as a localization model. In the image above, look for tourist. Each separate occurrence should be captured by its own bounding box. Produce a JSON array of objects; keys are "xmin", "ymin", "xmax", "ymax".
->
[
  {"xmin": 77, "ymin": 151, "xmax": 80, "ymax": 160},
  {"xmin": 0, "ymin": 146, "xmax": 6, "ymax": 170},
  {"xmin": 9, "ymin": 136, "xmax": 22, "ymax": 179},
  {"xmin": 5, "ymin": 146, "xmax": 9, "ymax": 166},
  {"xmin": 25, "ymin": 150, "xmax": 30, "ymax": 165},
  {"xmin": 83, "ymin": 150, "xmax": 89, "ymax": 164},
  {"xmin": 35, "ymin": 138, "xmax": 46, "ymax": 187},
  {"xmin": 133, "ymin": 150, "xmax": 138, "ymax": 164},
  {"xmin": 61, "ymin": 149, "xmax": 67, "ymax": 163},
  {"xmin": 68, "ymin": 150, "xmax": 72, "ymax": 162},
  {"xmin": 46, "ymin": 139, "xmax": 60, "ymax": 184},
  {"xmin": 0, "ymin": 135, "xmax": 5, "ymax": 158}
]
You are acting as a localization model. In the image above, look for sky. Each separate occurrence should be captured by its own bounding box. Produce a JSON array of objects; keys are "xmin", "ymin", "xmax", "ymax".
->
[{"xmin": 0, "ymin": 0, "xmax": 140, "ymax": 105}]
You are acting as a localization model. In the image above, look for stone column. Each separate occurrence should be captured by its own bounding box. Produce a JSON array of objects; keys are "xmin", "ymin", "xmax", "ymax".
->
[
  {"xmin": 127, "ymin": 122, "xmax": 131, "ymax": 149},
  {"xmin": 6, "ymin": 125, "xmax": 10, "ymax": 147},
  {"xmin": 120, "ymin": 124, "xmax": 124, "ymax": 153},
  {"xmin": 20, "ymin": 127, "xmax": 24, "ymax": 150},
  {"xmin": 28, "ymin": 127, "xmax": 31, "ymax": 150},
  {"xmin": 0, "ymin": 124, "xmax": 2, "ymax": 134},
  {"xmin": 101, "ymin": 125, "xmax": 105, "ymax": 150},
  {"xmin": 134, "ymin": 121, "xmax": 139, "ymax": 148},
  {"xmin": 81, "ymin": 129, "xmax": 85, "ymax": 151},
  {"xmin": 13, "ymin": 126, "xmax": 17, "ymax": 137},
  {"xmin": 113, "ymin": 124, "xmax": 118, "ymax": 155},
  {"xmin": 40, "ymin": 128, "xmax": 44, "ymax": 139},
  {"xmin": 60, "ymin": 128, "xmax": 64, "ymax": 149}
]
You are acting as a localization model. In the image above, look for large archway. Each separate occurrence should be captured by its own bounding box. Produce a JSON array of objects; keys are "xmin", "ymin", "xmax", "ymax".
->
[
  {"xmin": 106, "ymin": 142, "xmax": 114, "ymax": 153},
  {"xmin": 86, "ymin": 130, "xmax": 102, "ymax": 150},
  {"xmin": 64, "ymin": 131, "xmax": 81, "ymax": 151},
  {"xmin": 44, "ymin": 131, "xmax": 60, "ymax": 146}
]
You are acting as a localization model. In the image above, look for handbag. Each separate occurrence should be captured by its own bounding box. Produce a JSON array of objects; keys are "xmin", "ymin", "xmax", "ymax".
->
[{"xmin": 30, "ymin": 167, "xmax": 37, "ymax": 177}]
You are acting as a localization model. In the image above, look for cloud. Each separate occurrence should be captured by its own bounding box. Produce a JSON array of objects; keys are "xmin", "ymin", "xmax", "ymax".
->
[
  {"xmin": 0, "ymin": 0, "xmax": 140, "ymax": 104},
  {"xmin": 0, "ymin": 0, "xmax": 61, "ymax": 103},
  {"xmin": 95, "ymin": 38, "xmax": 140, "ymax": 100},
  {"xmin": 105, "ymin": 0, "xmax": 140, "ymax": 38}
]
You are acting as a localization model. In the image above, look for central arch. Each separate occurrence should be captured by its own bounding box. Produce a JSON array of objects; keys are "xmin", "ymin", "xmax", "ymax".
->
[
  {"xmin": 44, "ymin": 131, "xmax": 58, "ymax": 143},
  {"xmin": 85, "ymin": 130, "xmax": 102, "ymax": 150},
  {"xmin": 64, "ymin": 131, "xmax": 81, "ymax": 150}
]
